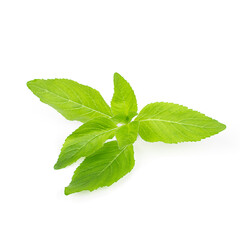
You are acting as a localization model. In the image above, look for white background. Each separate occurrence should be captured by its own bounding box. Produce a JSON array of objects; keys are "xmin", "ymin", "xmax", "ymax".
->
[{"xmin": 1, "ymin": 1, "xmax": 240, "ymax": 239}]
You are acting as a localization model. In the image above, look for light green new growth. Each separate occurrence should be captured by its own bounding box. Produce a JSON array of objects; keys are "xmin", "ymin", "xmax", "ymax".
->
[
  {"xmin": 116, "ymin": 121, "xmax": 139, "ymax": 148},
  {"xmin": 111, "ymin": 73, "xmax": 138, "ymax": 123},
  {"xmin": 27, "ymin": 73, "xmax": 226, "ymax": 195}
]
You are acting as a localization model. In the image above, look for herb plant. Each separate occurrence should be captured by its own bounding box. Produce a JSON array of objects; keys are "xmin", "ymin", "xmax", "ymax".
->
[{"xmin": 27, "ymin": 73, "xmax": 226, "ymax": 195}]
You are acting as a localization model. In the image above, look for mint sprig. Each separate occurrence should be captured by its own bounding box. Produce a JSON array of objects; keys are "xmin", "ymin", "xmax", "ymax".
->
[{"xmin": 27, "ymin": 73, "xmax": 226, "ymax": 195}]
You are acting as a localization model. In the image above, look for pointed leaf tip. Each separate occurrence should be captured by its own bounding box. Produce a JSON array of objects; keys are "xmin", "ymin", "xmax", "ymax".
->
[
  {"xmin": 54, "ymin": 163, "xmax": 61, "ymax": 170},
  {"xmin": 64, "ymin": 187, "xmax": 71, "ymax": 195},
  {"xmin": 114, "ymin": 72, "xmax": 120, "ymax": 77}
]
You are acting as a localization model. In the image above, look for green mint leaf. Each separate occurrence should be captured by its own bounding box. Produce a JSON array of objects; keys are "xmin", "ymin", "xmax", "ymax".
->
[
  {"xmin": 135, "ymin": 102, "xmax": 226, "ymax": 143},
  {"xmin": 27, "ymin": 79, "xmax": 112, "ymax": 122},
  {"xmin": 115, "ymin": 121, "xmax": 139, "ymax": 148},
  {"xmin": 65, "ymin": 141, "xmax": 134, "ymax": 195},
  {"xmin": 54, "ymin": 117, "xmax": 117, "ymax": 169},
  {"xmin": 111, "ymin": 73, "xmax": 138, "ymax": 123},
  {"xmin": 27, "ymin": 73, "xmax": 227, "ymax": 195}
]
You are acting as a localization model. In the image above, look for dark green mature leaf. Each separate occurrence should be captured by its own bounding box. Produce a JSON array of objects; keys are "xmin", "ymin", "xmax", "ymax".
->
[
  {"xmin": 135, "ymin": 102, "xmax": 226, "ymax": 143},
  {"xmin": 65, "ymin": 141, "xmax": 135, "ymax": 194},
  {"xmin": 27, "ymin": 79, "xmax": 112, "ymax": 122},
  {"xmin": 115, "ymin": 121, "xmax": 139, "ymax": 148},
  {"xmin": 111, "ymin": 73, "xmax": 138, "ymax": 123},
  {"xmin": 54, "ymin": 117, "xmax": 117, "ymax": 169}
]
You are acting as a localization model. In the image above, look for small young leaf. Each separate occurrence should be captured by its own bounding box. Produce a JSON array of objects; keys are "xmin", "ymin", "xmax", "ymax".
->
[
  {"xmin": 27, "ymin": 79, "xmax": 112, "ymax": 122},
  {"xmin": 135, "ymin": 102, "xmax": 226, "ymax": 143},
  {"xmin": 54, "ymin": 117, "xmax": 117, "ymax": 169},
  {"xmin": 65, "ymin": 141, "xmax": 135, "ymax": 195},
  {"xmin": 111, "ymin": 73, "xmax": 138, "ymax": 123},
  {"xmin": 115, "ymin": 121, "xmax": 139, "ymax": 148}
]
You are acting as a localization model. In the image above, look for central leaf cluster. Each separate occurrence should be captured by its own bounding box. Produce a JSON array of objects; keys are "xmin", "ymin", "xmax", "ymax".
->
[
  {"xmin": 27, "ymin": 72, "xmax": 226, "ymax": 195},
  {"xmin": 56, "ymin": 73, "xmax": 139, "ymax": 194}
]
